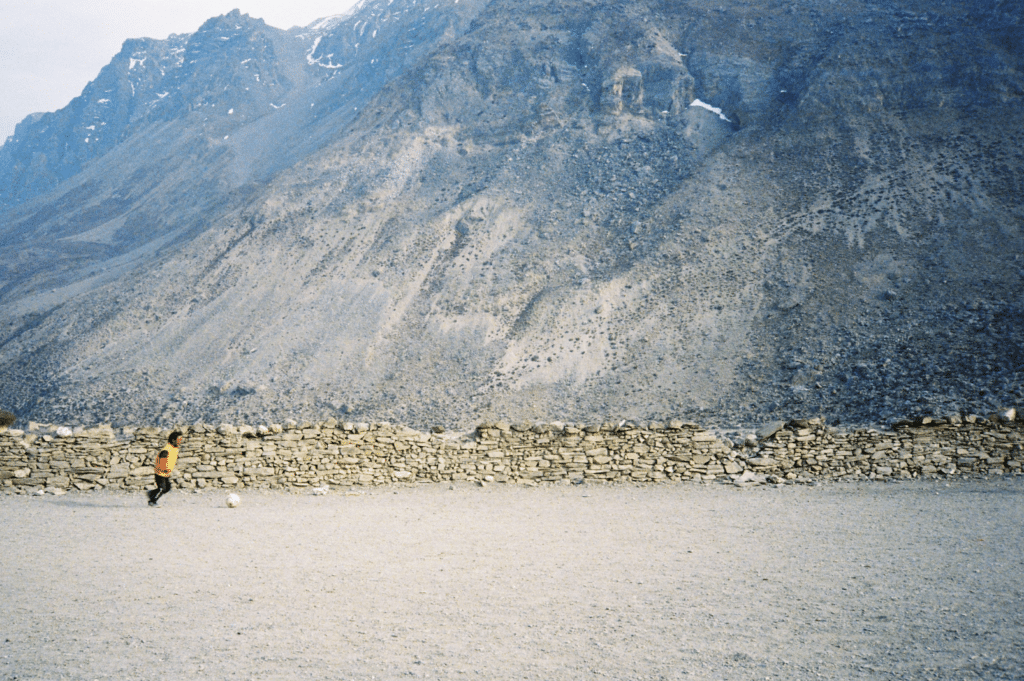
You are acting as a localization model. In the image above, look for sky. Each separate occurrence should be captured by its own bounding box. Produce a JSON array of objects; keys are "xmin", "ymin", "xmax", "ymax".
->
[{"xmin": 0, "ymin": 0, "xmax": 363, "ymax": 141}]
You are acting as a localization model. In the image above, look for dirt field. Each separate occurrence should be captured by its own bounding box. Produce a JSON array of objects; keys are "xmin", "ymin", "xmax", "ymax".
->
[{"xmin": 2, "ymin": 478, "xmax": 1023, "ymax": 681}]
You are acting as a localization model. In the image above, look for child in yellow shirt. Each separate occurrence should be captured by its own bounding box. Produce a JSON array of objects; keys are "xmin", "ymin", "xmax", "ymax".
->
[{"xmin": 147, "ymin": 430, "xmax": 183, "ymax": 507}]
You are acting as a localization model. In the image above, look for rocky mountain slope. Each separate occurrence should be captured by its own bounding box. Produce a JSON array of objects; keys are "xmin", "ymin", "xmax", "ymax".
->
[{"xmin": 0, "ymin": 0, "xmax": 1021, "ymax": 432}]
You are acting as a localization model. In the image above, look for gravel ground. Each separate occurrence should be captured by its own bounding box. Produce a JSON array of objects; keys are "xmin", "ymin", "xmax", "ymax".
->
[{"xmin": 2, "ymin": 478, "xmax": 1023, "ymax": 681}]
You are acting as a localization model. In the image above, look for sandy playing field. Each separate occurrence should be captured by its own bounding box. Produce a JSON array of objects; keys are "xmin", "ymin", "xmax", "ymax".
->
[{"xmin": 2, "ymin": 478, "xmax": 1022, "ymax": 680}]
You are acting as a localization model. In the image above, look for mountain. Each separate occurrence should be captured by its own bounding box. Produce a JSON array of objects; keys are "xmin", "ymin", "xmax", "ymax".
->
[{"xmin": 0, "ymin": 0, "xmax": 1021, "ymax": 433}]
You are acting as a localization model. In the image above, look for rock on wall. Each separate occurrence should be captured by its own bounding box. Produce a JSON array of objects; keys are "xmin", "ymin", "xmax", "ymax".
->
[{"xmin": 1, "ymin": 415, "xmax": 1022, "ymax": 494}]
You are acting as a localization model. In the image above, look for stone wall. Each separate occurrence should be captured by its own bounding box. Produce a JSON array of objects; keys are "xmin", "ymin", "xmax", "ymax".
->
[{"xmin": 1, "ymin": 415, "xmax": 1022, "ymax": 494}]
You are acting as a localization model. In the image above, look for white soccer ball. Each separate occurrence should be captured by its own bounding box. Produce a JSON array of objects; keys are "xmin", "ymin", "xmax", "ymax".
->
[{"xmin": 226, "ymin": 493, "xmax": 241, "ymax": 508}]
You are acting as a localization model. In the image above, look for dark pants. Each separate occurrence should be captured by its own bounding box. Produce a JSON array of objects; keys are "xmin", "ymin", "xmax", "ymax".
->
[{"xmin": 148, "ymin": 475, "xmax": 171, "ymax": 503}]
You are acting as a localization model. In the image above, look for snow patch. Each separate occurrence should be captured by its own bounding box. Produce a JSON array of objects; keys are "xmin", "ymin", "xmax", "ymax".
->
[
  {"xmin": 306, "ymin": 2, "xmax": 364, "ymax": 32},
  {"xmin": 306, "ymin": 35, "xmax": 344, "ymax": 69},
  {"xmin": 689, "ymin": 99, "xmax": 731, "ymax": 122},
  {"xmin": 308, "ymin": 16, "xmax": 342, "ymax": 31},
  {"xmin": 306, "ymin": 35, "xmax": 323, "ymax": 63},
  {"xmin": 129, "ymin": 57, "xmax": 146, "ymax": 70}
]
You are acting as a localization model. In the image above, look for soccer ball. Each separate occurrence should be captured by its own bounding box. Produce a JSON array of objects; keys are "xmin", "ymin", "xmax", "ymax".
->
[{"xmin": 226, "ymin": 493, "xmax": 241, "ymax": 508}]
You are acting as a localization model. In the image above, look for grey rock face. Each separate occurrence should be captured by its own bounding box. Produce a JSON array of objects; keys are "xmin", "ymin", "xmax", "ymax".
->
[{"xmin": 0, "ymin": 0, "xmax": 1021, "ymax": 431}]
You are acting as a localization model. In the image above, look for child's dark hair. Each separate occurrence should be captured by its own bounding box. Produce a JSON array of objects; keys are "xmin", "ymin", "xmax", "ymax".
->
[{"xmin": 168, "ymin": 430, "xmax": 184, "ymax": 443}]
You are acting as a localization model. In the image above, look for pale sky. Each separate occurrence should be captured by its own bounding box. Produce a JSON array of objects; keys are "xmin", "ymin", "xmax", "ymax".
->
[{"xmin": 0, "ymin": 1, "xmax": 363, "ymax": 142}]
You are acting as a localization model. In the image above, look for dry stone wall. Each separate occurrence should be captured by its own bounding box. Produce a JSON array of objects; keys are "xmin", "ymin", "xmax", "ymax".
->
[{"xmin": 1, "ymin": 415, "xmax": 1022, "ymax": 494}]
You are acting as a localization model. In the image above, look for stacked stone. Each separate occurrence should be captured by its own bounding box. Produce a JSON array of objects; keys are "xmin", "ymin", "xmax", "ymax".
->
[
  {"xmin": 470, "ymin": 420, "xmax": 737, "ymax": 483},
  {"xmin": 0, "ymin": 424, "xmax": 128, "ymax": 492},
  {"xmin": 136, "ymin": 420, "xmax": 483, "ymax": 490},
  {"xmin": 900, "ymin": 415, "xmax": 1024, "ymax": 476},
  {"xmin": 308, "ymin": 421, "xmax": 477, "ymax": 487},
  {"xmin": 740, "ymin": 415, "xmax": 1024, "ymax": 480},
  {"xmin": 2, "ymin": 424, "xmax": 184, "ymax": 493},
  {"xmin": 2, "ymin": 413, "xmax": 1021, "ymax": 494}
]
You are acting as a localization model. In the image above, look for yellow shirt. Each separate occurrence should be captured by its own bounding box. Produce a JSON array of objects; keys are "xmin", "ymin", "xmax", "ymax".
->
[{"xmin": 155, "ymin": 443, "xmax": 180, "ymax": 477}]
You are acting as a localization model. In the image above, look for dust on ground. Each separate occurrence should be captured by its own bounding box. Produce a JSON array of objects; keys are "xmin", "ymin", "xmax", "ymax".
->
[{"xmin": 2, "ymin": 478, "xmax": 1022, "ymax": 680}]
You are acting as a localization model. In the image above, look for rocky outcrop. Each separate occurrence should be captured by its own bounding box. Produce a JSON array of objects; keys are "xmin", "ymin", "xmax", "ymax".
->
[{"xmin": 0, "ymin": 0, "xmax": 1021, "ymax": 434}]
